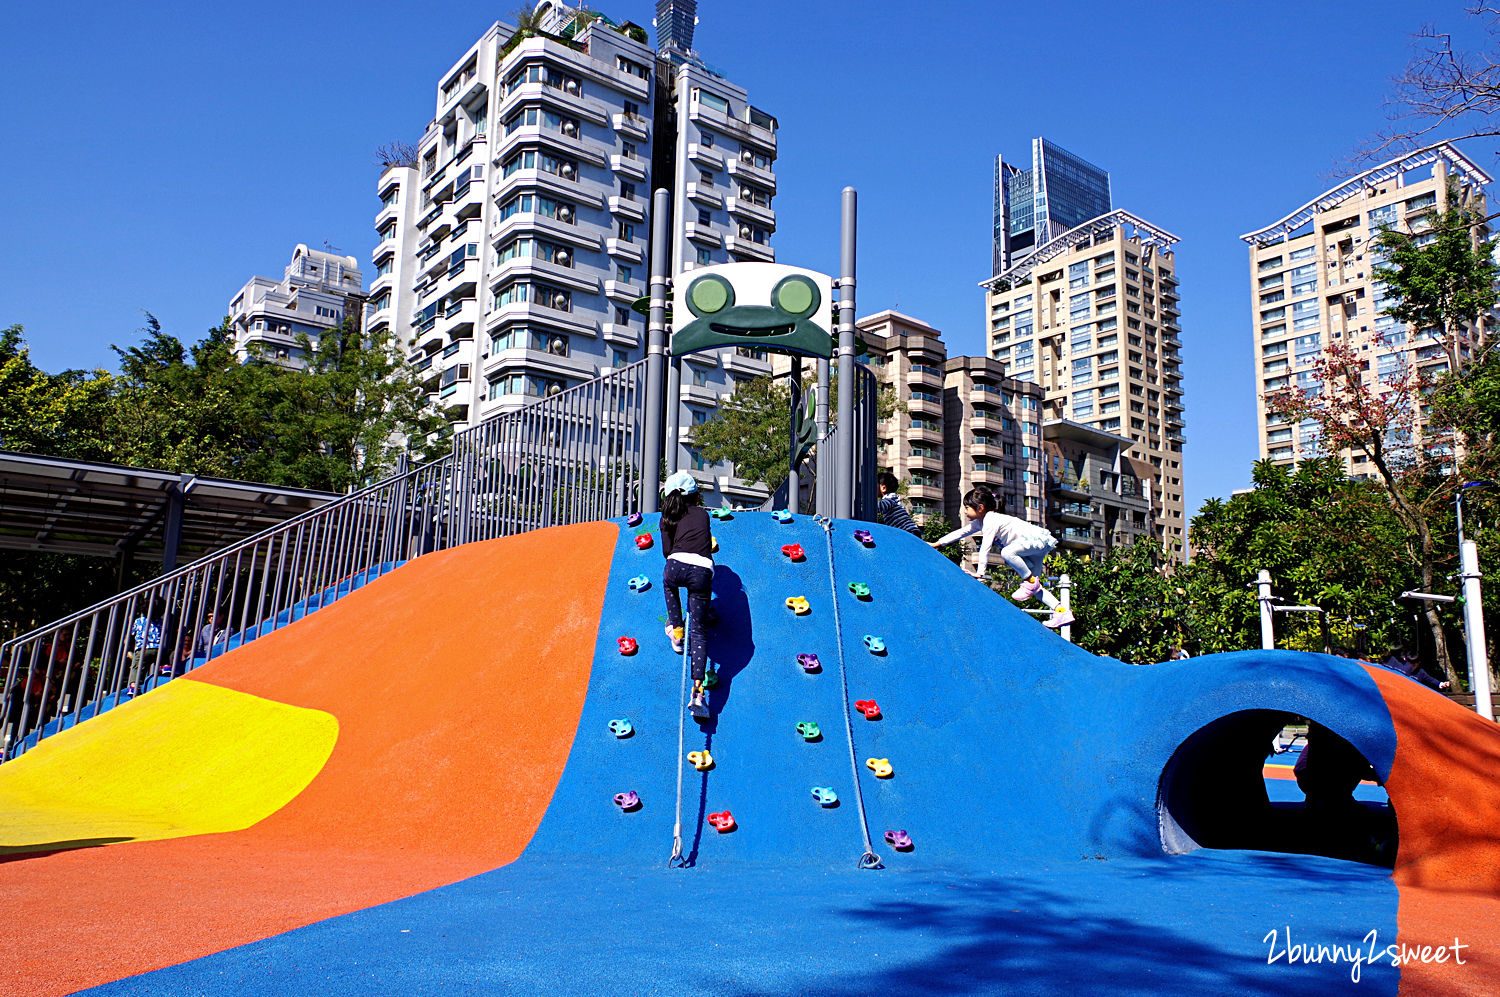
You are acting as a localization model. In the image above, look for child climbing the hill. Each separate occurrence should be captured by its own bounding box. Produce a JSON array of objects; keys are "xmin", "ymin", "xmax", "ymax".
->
[
  {"xmin": 660, "ymin": 471, "xmax": 714, "ymax": 719},
  {"xmin": 876, "ymin": 472, "xmax": 923, "ymax": 536},
  {"xmin": 930, "ymin": 485, "xmax": 1073, "ymax": 629}
]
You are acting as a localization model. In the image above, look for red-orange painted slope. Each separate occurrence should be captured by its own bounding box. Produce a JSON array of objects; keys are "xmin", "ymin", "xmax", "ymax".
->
[
  {"xmin": 0, "ymin": 522, "xmax": 616, "ymax": 997},
  {"xmin": 1362, "ymin": 666, "xmax": 1500, "ymax": 997}
]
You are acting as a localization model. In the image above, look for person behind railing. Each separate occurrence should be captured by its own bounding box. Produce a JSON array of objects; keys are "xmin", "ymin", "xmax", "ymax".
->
[
  {"xmin": 929, "ymin": 484, "xmax": 1073, "ymax": 630},
  {"xmin": 193, "ymin": 607, "xmax": 228, "ymax": 666},
  {"xmin": 128, "ymin": 610, "xmax": 163, "ymax": 690},
  {"xmin": 4, "ymin": 668, "xmax": 57, "ymax": 750}
]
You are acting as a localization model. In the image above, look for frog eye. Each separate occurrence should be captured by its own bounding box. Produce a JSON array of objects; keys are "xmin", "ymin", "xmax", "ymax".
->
[
  {"xmin": 772, "ymin": 275, "xmax": 819, "ymax": 318},
  {"xmin": 686, "ymin": 274, "xmax": 734, "ymax": 316}
]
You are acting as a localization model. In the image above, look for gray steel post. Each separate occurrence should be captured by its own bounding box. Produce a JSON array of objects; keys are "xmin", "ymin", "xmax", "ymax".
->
[
  {"xmin": 815, "ymin": 357, "xmax": 830, "ymax": 516},
  {"xmin": 835, "ymin": 187, "xmax": 857, "ymax": 520},
  {"xmin": 664, "ymin": 358, "xmax": 682, "ymax": 477},
  {"xmin": 644, "ymin": 187, "xmax": 670, "ymax": 513},
  {"xmin": 1257, "ymin": 569, "xmax": 1275, "ymax": 650}
]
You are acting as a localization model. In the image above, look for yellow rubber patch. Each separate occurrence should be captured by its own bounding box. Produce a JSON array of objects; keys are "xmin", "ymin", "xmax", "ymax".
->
[{"xmin": 0, "ymin": 678, "xmax": 337, "ymax": 854}]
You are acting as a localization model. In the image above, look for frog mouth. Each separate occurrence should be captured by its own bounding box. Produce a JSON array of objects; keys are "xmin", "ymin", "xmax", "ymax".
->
[{"xmin": 710, "ymin": 322, "xmax": 795, "ymax": 337}]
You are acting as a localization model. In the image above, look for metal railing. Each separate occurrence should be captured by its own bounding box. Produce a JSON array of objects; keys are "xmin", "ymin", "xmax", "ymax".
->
[{"xmin": 1, "ymin": 359, "xmax": 651, "ymax": 759}]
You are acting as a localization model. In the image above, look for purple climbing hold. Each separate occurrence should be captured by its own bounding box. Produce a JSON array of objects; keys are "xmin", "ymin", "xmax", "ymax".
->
[
  {"xmin": 627, "ymin": 512, "xmax": 644, "ymax": 527},
  {"xmin": 797, "ymin": 652, "xmax": 821, "ymax": 673},
  {"xmin": 614, "ymin": 790, "xmax": 641, "ymax": 811},
  {"xmin": 884, "ymin": 829, "xmax": 913, "ymax": 850}
]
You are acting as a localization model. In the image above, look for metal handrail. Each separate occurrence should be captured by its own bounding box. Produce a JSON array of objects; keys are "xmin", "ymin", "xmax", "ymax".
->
[{"xmin": 1, "ymin": 359, "xmax": 650, "ymax": 760}]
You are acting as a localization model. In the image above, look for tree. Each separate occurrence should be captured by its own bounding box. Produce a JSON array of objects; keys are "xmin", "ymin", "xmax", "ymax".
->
[
  {"xmin": 0, "ymin": 325, "xmax": 115, "ymax": 460},
  {"xmin": 373, "ymin": 140, "xmax": 419, "ymax": 169},
  {"xmin": 1049, "ymin": 537, "xmax": 1191, "ymax": 664},
  {"xmin": 1359, "ymin": 6, "xmax": 1500, "ymax": 162},
  {"xmin": 1372, "ymin": 179, "xmax": 1499, "ymax": 372},
  {"xmin": 689, "ymin": 366, "xmax": 900, "ymax": 490}
]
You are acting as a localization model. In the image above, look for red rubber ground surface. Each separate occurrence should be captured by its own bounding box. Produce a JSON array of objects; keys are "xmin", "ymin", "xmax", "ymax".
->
[
  {"xmin": 0, "ymin": 523, "xmax": 615, "ymax": 997},
  {"xmin": 1363, "ymin": 665, "xmax": 1500, "ymax": 996}
]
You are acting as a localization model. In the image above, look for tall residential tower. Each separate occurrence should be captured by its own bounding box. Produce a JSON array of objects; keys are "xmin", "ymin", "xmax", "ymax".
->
[
  {"xmin": 367, "ymin": 1, "xmax": 778, "ymax": 507},
  {"xmin": 1240, "ymin": 143, "xmax": 1493, "ymax": 472}
]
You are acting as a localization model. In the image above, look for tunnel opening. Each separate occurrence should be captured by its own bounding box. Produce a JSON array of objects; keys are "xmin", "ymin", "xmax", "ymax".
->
[{"xmin": 1157, "ymin": 709, "xmax": 1396, "ymax": 868}]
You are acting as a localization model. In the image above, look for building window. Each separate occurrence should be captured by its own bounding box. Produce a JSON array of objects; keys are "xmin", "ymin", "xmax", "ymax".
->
[{"xmin": 696, "ymin": 248, "xmax": 713, "ymax": 266}]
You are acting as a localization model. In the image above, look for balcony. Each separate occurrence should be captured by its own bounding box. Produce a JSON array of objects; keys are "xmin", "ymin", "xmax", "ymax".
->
[
  {"xmin": 724, "ymin": 235, "xmax": 773, "ymax": 261},
  {"xmin": 687, "ymin": 142, "xmax": 725, "ymax": 169},
  {"xmin": 608, "ymin": 194, "xmax": 646, "ymax": 221},
  {"xmin": 682, "ymin": 380, "xmax": 720, "ymax": 406},
  {"xmin": 685, "ymin": 222, "xmax": 722, "ymax": 247},
  {"xmin": 609, "ymin": 152, "xmax": 647, "ymax": 181},
  {"xmin": 611, "ymin": 112, "xmax": 648, "ymax": 141},
  {"xmin": 1051, "ymin": 475, "xmax": 1091, "ymax": 500},
  {"xmin": 603, "ymin": 278, "xmax": 643, "ymax": 301},
  {"xmin": 1053, "ymin": 501, "xmax": 1093, "ymax": 525},
  {"xmin": 605, "ymin": 237, "xmax": 644, "ymax": 263},
  {"xmin": 723, "ymin": 348, "xmax": 771, "ymax": 375},
  {"xmin": 725, "ymin": 195, "xmax": 774, "ymax": 228},
  {"xmin": 970, "ymin": 468, "xmax": 1006, "ymax": 488},
  {"xmin": 601, "ymin": 322, "xmax": 640, "ymax": 347},
  {"xmin": 1057, "ymin": 527, "xmax": 1095, "ymax": 551},
  {"xmin": 686, "ymin": 181, "xmax": 724, "ymax": 208},
  {"xmin": 726, "ymin": 156, "xmax": 776, "ymax": 190},
  {"xmin": 907, "ymin": 483, "xmax": 943, "ymax": 503}
]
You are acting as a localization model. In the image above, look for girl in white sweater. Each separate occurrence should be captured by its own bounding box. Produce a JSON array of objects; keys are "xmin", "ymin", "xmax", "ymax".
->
[{"xmin": 931, "ymin": 485, "xmax": 1073, "ymax": 629}]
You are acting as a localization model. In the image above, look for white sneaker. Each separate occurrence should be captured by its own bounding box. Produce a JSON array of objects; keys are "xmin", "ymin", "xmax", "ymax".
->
[
  {"xmin": 1043, "ymin": 608, "xmax": 1074, "ymax": 629},
  {"xmin": 666, "ymin": 625, "xmax": 684, "ymax": 654}
]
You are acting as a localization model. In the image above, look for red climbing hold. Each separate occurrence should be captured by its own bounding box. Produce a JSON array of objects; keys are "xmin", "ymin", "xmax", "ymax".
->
[
  {"xmin": 854, "ymin": 700, "xmax": 881, "ymax": 720},
  {"xmin": 707, "ymin": 810, "xmax": 736, "ymax": 832},
  {"xmin": 635, "ymin": 534, "xmax": 654, "ymax": 550},
  {"xmin": 782, "ymin": 543, "xmax": 805, "ymax": 562},
  {"xmin": 618, "ymin": 636, "xmax": 638, "ymax": 655}
]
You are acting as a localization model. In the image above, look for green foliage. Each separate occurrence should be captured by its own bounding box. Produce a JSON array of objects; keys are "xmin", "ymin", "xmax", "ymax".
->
[
  {"xmin": 918, "ymin": 514, "xmax": 962, "ymax": 565},
  {"xmin": 1048, "ymin": 538, "xmax": 1188, "ymax": 664},
  {"xmin": 0, "ymin": 325, "xmax": 115, "ymax": 459}
]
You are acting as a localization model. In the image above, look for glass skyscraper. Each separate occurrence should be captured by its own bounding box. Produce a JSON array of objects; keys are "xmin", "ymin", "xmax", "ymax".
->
[
  {"xmin": 655, "ymin": 0, "xmax": 698, "ymax": 54},
  {"xmin": 992, "ymin": 138, "xmax": 1112, "ymax": 276}
]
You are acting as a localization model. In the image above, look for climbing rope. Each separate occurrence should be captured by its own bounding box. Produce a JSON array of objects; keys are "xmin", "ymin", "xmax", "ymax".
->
[
  {"xmin": 817, "ymin": 515, "xmax": 884, "ymax": 870},
  {"xmin": 667, "ymin": 612, "xmax": 690, "ymax": 868}
]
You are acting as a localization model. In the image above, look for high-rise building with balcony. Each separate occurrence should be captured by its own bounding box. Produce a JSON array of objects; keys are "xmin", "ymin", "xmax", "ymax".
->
[
  {"xmin": 856, "ymin": 310, "xmax": 1042, "ymax": 527},
  {"xmin": 982, "ymin": 209, "xmax": 1187, "ymax": 553},
  {"xmin": 367, "ymin": 1, "xmax": 778, "ymax": 508},
  {"xmin": 228, "ymin": 245, "xmax": 364, "ymax": 365},
  {"xmin": 1240, "ymin": 143, "xmax": 1493, "ymax": 472},
  {"xmin": 993, "ymin": 138, "xmax": 1112, "ymax": 277}
]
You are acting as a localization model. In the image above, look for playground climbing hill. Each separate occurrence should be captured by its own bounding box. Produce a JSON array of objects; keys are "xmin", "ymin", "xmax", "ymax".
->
[{"xmin": 2, "ymin": 515, "xmax": 1499, "ymax": 996}]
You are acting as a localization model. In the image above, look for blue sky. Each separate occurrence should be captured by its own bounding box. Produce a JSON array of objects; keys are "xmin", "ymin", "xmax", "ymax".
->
[{"xmin": 2, "ymin": 1, "xmax": 1495, "ymax": 520}]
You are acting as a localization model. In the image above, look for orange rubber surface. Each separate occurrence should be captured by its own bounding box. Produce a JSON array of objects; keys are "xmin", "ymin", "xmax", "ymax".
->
[
  {"xmin": 0, "ymin": 522, "xmax": 616, "ymax": 997},
  {"xmin": 1363, "ymin": 666, "xmax": 1500, "ymax": 997}
]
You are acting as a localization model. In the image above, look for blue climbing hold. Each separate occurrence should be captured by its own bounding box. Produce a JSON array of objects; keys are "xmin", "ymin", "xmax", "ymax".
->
[
  {"xmin": 863, "ymin": 635, "xmax": 886, "ymax": 654},
  {"xmin": 811, "ymin": 786, "xmax": 839, "ymax": 807},
  {"xmin": 628, "ymin": 575, "xmax": 651, "ymax": 592},
  {"xmin": 608, "ymin": 719, "xmax": 634, "ymax": 738},
  {"xmin": 772, "ymin": 509, "xmax": 793, "ymax": 524}
]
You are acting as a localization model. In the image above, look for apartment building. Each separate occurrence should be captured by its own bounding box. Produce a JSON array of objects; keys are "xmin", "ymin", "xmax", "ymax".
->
[
  {"xmin": 1240, "ymin": 143, "xmax": 1493, "ymax": 471},
  {"xmin": 856, "ymin": 310, "xmax": 1042, "ymax": 527},
  {"xmin": 366, "ymin": 0, "xmax": 777, "ymax": 508},
  {"xmin": 1042, "ymin": 421, "xmax": 1153, "ymax": 554},
  {"xmin": 982, "ymin": 210, "xmax": 1187, "ymax": 552},
  {"xmin": 228, "ymin": 245, "xmax": 364, "ymax": 364}
]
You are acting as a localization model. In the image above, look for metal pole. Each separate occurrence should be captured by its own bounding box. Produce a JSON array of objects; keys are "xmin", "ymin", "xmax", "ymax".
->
[
  {"xmin": 787, "ymin": 365, "xmax": 801, "ymax": 515},
  {"xmin": 815, "ymin": 356, "xmax": 831, "ymax": 516},
  {"xmin": 644, "ymin": 187, "xmax": 670, "ymax": 513},
  {"xmin": 664, "ymin": 358, "xmax": 682, "ymax": 478},
  {"xmin": 1257, "ymin": 569, "xmax": 1275, "ymax": 650},
  {"xmin": 1058, "ymin": 572, "xmax": 1072, "ymax": 643},
  {"xmin": 835, "ymin": 187, "xmax": 857, "ymax": 520},
  {"xmin": 1460, "ymin": 539, "xmax": 1494, "ymax": 720}
]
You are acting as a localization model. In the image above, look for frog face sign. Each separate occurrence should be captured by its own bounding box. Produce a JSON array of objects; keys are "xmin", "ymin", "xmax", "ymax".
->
[{"xmin": 671, "ymin": 262, "xmax": 834, "ymax": 359}]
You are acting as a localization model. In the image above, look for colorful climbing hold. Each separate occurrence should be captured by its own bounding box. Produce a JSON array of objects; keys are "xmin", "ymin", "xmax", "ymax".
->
[
  {"xmin": 709, "ymin": 507, "xmax": 734, "ymax": 520},
  {"xmin": 862, "ymin": 635, "xmax": 886, "ymax": 654},
  {"xmin": 703, "ymin": 668, "xmax": 719, "ymax": 689},
  {"xmin": 848, "ymin": 582, "xmax": 871, "ymax": 600},
  {"xmin": 607, "ymin": 719, "xmax": 633, "ymax": 738},
  {"xmin": 854, "ymin": 700, "xmax": 882, "ymax": 720},
  {"xmin": 772, "ymin": 509, "xmax": 793, "ymax": 524},
  {"xmin": 635, "ymin": 533, "xmax": 654, "ymax": 550},
  {"xmin": 884, "ymin": 829, "xmax": 913, "ymax": 850},
  {"xmin": 782, "ymin": 543, "xmax": 805, "ymax": 562},
  {"xmin": 617, "ymin": 636, "xmax": 638, "ymax": 655},
  {"xmin": 785, "ymin": 596, "xmax": 810, "ymax": 615},
  {"xmin": 796, "ymin": 652, "xmax": 821, "ymax": 673},
  {"xmin": 627, "ymin": 512, "xmax": 644, "ymax": 527},
  {"xmin": 614, "ymin": 790, "xmax": 642, "ymax": 811},
  {"xmin": 866, "ymin": 758, "xmax": 893, "ymax": 778},
  {"xmin": 852, "ymin": 529, "xmax": 874, "ymax": 546},
  {"xmin": 811, "ymin": 786, "xmax": 839, "ymax": 807},
  {"xmin": 796, "ymin": 721, "xmax": 821, "ymax": 741},
  {"xmin": 628, "ymin": 575, "xmax": 651, "ymax": 592},
  {"xmin": 687, "ymin": 750, "xmax": 714, "ymax": 771},
  {"xmin": 707, "ymin": 810, "xmax": 736, "ymax": 832}
]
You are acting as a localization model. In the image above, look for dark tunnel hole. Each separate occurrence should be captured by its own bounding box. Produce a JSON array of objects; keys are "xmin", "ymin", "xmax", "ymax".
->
[{"xmin": 1157, "ymin": 709, "xmax": 1397, "ymax": 868}]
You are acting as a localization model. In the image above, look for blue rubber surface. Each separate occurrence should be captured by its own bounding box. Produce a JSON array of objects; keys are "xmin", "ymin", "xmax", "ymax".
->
[{"xmin": 82, "ymin": 517, "xmax": 1405, "ymax": 995}]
